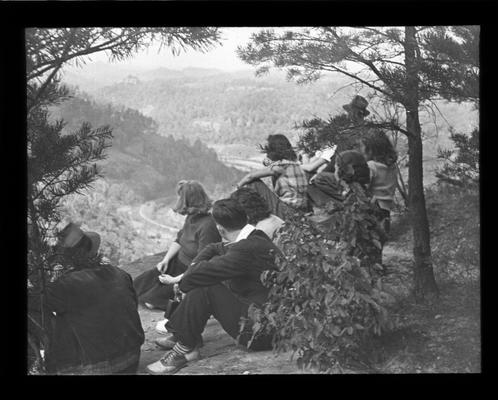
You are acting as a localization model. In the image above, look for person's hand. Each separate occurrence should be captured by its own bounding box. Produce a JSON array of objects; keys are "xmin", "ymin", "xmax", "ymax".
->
[
  {"xmin": 309, "ymin": 174, "xmax": 317, "ymax": 184},
  {"xmin": 156, "ymin": 259, "xmax": 169, "ymax": 273},
  {"xmin": 158, "ymin": 274, "xmax": 178, "ymax": 285}
]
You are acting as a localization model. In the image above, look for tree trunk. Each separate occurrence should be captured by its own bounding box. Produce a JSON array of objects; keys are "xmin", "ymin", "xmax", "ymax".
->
[{"xmin": 404, "ymin": 27, "xmax": 439, "ymax": 301}]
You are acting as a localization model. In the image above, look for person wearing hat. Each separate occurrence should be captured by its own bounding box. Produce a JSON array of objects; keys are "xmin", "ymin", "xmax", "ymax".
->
[
  {"xmin": 38, "ymin": 222, "xmax": 145, "ymax": 374},
  {"xmin": 342, "ymin": 94, "xmax": 370, "ymax": 122},
  {"xmin": 306, "ymin": 95, "xmax": 371, "ymax": 210}
]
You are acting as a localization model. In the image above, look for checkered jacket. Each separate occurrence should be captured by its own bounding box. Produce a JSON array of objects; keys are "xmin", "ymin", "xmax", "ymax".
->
[{"xmin": 270, "ymin": 160, "xmax": 308, "ymax": 209}]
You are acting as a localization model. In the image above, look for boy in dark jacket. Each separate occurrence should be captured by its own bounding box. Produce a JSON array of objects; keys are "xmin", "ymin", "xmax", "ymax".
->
[
  {"xmin": 39, "ymin": 223, "xmax": 145, "ymax": 374},
  {"xmin": 146, "ymin": 199, "xmax": 280, "ymax": 375}
]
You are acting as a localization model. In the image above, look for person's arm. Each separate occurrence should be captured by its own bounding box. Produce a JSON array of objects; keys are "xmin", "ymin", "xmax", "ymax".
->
[
  {"xmin": 302, "ymin": 145, "xmax": 337, "ymax": 176},
  {"xmin": 159, "ymin": 241, "xmax": 226, "ymax": 284},
  {"xmin": 156, "ymin": 241, "xmax": 181, "ymax": 272},
  {"xmin": 301, "ymin": 157, "xmax": 328, "ymax": 173},
  {"xmin": 191, "ymin": 242, "xmax": 225, "ymax": 264},
  {"xmin": 179, "ymin": 245, "xmax": 251, "ymax": 292},
  {"xmin": 236, "ymin": 167, "xmax": 277, "ymax": 188}
]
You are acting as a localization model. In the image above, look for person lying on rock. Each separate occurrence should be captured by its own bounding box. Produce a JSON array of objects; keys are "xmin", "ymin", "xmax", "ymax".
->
[
  {"xmin": 133, "ymin": 180, "xmax": 221, "ymax": 335},
  {"xmin": 146, "ymin": 199, "xmax": 281, "ymax": 375},
  {"xmin": 30, "ymin": 222, "xmax": 145, "ymax": 375}
]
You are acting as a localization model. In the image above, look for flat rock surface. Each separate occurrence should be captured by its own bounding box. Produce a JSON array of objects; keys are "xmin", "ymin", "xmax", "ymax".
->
[
  {"xmin": 136, "ymin": 306, "xmax": 301, "ymax": 375},
  {"xmin": 123, "ymin": 252, "xmax": 302, "ymax": 375}
]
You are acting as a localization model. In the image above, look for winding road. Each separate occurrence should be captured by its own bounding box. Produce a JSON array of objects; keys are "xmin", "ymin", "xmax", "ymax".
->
[
  {"xmin": 136, "ymin": 156, "xmax": 261, "ymax": 230},
  {"xmin": 138, "ymin": 203, "xmax": 178, "ymax": 231}
]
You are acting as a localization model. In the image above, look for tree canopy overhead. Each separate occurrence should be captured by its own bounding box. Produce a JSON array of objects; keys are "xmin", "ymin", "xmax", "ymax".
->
[
  {"xmin": 27, "ymin": 27, "xmax": 221, "ymax": 81},
  {"xmin": 238, "ymin": 26, "xmax": 479, "ymax": 106}
]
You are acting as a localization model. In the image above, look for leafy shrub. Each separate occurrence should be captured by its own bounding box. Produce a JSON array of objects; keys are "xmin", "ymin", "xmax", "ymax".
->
[{"xmin": 244, "ymin": 183, "xmax": 392, "ymax": 371}]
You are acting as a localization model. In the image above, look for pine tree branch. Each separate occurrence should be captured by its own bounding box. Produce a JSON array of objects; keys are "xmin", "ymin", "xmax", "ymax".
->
[{"xmin": 28, "ymin": 29, "xmax": 77, "ymax": 112}]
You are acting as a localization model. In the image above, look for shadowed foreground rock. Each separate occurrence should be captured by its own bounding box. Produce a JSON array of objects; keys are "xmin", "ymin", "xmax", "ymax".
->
[{"xmin": 123, "ymin": 252, "xmax": 302, "ymax": 375}]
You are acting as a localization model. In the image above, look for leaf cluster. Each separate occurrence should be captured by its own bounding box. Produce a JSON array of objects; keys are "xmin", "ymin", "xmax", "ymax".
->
[{"xmin": 244, "ymin": 183, "xmax": 391, "ymax": 371}]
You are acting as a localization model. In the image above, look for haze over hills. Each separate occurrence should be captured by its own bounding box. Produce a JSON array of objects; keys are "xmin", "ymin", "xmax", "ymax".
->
[{"xmin": 61, "ymin": 64, "xmax": 478, "ymax": 181}]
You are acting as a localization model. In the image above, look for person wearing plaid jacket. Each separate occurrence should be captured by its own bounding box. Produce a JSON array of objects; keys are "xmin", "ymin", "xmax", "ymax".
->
[{"xmin": 236, "ymin": 134, "xmax": 309, "ymax": 220}]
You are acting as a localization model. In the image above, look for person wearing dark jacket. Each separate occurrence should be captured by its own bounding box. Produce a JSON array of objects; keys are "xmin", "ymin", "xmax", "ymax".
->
[
  {"xmin": 133, "ymin": 180, "xmax": 221, "ymax": 333},
  {"xmin": 41, "ymin": 223, "xmax": 145, "ymax": 375},
  {"xmin": 146, "ymin": 199, "xmax": 281, "ymax": 375}
]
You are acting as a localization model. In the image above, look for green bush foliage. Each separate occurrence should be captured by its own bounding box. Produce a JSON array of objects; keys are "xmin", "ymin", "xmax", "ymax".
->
[{"xmin": 245, "ymin": 183, "xmax": 392, "ymax": 371}]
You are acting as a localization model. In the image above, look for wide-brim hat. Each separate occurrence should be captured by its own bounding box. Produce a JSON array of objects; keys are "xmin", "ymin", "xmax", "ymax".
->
[
  {"xmin": 342, "ymin": 95, "xmax": 370, "ymax": 117},
  {"xmin": 58, "ymin": 222, "xmax": 101, "ymax": 258}
]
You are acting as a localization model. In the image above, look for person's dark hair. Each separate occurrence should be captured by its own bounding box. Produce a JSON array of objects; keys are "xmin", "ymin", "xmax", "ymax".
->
[
  {"xmin": 212, "ymin": 199, "xmax": 248, "ymax": 231},
  {"xmin": 259, "ymin": 134, "xmax": 297, "ymax": 162},
  {"xmin": 336, "ymin": 150, "xmax": 370, "ymax": 185},
  {"xmin": 361, "ymin": 129, "xmax": 398, "ymax": 166},
  {"xmin": 230, "ymin": 187, "xmax": 271, "ymax": 225},
  {"xmin": 173, "ymin": 180, "xmax": 212, "ymax": 216}
]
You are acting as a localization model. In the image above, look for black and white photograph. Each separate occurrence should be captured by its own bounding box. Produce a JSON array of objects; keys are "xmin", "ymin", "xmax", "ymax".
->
[{"xmin": 23, "ymin": 23, "xmax": 481, "ymax": 375}]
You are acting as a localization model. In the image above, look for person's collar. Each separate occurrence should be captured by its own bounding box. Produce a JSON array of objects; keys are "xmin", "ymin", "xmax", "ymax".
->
[{"xmin": 234, "ymin": 224, "xmax": 256, "ymax": 243}]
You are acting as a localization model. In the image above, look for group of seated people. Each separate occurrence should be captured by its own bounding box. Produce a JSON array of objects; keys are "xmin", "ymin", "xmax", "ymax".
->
[{"xmin": 35, "ymin": 97, "xmax": 398, "ymax": 375}]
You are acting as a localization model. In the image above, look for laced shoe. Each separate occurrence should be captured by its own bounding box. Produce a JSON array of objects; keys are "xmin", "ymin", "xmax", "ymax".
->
[{"xmin": 146, "ymin": 349, "xmax": 199, "ymax": 375}]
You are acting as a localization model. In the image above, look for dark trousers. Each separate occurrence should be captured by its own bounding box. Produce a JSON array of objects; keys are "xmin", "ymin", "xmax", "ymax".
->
[
  {"xmin": 133, "ymin": 255, "xmax": 187, "ymax": 310},
  {"xmin": 246, "ymin": 179, "xmax": 302, "ymax": 220},
  {"xmin": 165, "ymin": 284, "xmax": 272, "ymax": 351},
  {"xmin": 372, "ymin": 203, "xmax": 391, "ymax": 266}
]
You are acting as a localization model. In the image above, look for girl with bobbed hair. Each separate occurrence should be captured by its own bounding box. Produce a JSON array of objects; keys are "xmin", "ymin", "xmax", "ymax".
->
[
  {"xmin": 236, "ymin": 134, "xmax": 309, "ymax": 220},
  {"xmin": 230, "ymin": 187, "xmax": 284, "ymax": 240},
  {"xmin": 133, "ymin": 180, "xmax": 221, "ymax": 331}
]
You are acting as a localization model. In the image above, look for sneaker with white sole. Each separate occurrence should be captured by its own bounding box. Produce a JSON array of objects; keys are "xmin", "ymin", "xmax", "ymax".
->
[
  {"xmin": 155, "ymin": 318, "xmax": 169, "ymax": 335},
  {"xmin": 154, "ymin": 336, "xmax": 200, "ymax": 361},
  {"xmin": 146, "ymin": 349, "xmax": 199, "ymax": 375}
]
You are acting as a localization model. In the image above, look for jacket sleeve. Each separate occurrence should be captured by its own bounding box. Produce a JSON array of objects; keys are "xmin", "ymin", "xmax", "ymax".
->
[
  {"xmin": 179, "ymin": 244, "xmax": 251, "ymax": 292},
  {"xmin": 190, "ymin": 242, "xmax": 225, "ymax": 265}
]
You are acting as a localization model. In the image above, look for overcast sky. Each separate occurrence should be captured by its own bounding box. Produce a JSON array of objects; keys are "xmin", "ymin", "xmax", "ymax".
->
[{"xmin": 87, "ymin": 27, "xmax": 276, "ymax": 71}]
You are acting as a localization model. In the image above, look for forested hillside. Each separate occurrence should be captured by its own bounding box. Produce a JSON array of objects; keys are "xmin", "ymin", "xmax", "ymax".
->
[
  {"xmin": 68, "ymin": 70, "xmax": 355, "ymax": 147},
  {"xmin": 65, "ymin": 68, "xmax": 477, "ymax": 182},
  {"xmin": 64, "ymin": 69, "xmax": 477, "ymax": 154},
  {"xmin": 49, "ymin": 92, "xmax": 243, "ymax": 200}
]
